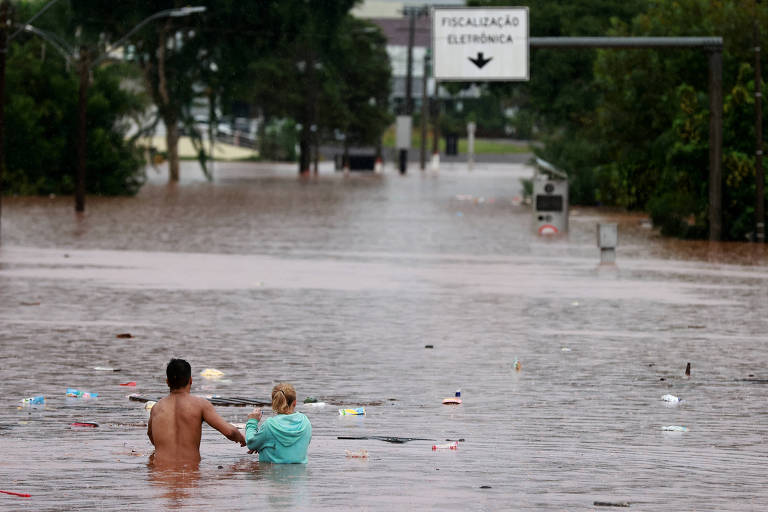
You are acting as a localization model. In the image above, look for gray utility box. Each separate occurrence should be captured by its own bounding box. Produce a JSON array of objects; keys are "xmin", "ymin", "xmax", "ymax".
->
[{"xmin": 533, "ymin": 158, "xmax": 569, "ymax": 235}]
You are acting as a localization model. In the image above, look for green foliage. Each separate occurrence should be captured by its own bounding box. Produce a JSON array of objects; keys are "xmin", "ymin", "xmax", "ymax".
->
[
  {"xmin": 4, "ymin": 38, "xmax": 146, "ymax": 196},
  {"xmin": 588, "ymin": 0, "xmax": 768, "ymax": 239},
  {"xmin": 259, "ymin": 119, "xmax": 298, "ymax": 162}
]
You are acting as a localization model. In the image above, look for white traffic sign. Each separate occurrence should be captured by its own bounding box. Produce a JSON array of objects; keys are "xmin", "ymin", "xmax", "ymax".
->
[{"xmin": 432, "ymin": 7, "xmax": 529, "ymax": 81}]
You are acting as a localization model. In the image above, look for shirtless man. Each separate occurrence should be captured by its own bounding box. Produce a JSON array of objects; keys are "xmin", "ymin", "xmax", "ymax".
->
[{"xmin": 147, "ymin": 359, "xmax": 245, "ymax": 466}]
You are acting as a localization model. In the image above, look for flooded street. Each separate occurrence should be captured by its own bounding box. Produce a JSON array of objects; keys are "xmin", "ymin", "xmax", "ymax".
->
[{"xmin": 1, "ymin": 161, "xmax": 767, "ymax": 510}]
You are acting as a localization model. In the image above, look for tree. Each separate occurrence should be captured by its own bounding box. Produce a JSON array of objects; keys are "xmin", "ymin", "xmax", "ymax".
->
[
  {"xmin": 590, "ymin": 0, "xmax": 767, "ymax": 239},
  {"xmin": 4, "ymin": 34, "xmax": 145, "ymax": 196}
]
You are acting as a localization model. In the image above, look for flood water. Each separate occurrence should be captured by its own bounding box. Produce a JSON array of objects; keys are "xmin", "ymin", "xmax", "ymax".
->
[{"xmin": 1, "ymin": 161, "xmax": 767, "ymax": 511}]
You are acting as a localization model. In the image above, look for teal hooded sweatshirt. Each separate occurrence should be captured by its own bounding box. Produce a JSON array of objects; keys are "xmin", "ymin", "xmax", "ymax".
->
[{"xmin": 245, "ymin": 412, "xmax": 312, "ymax": 464}]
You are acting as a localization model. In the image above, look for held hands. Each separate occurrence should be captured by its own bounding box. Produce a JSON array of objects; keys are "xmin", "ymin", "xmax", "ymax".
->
[{"xmin": 232, "ymin": 428, "xmax": 246, "ymax": 447}]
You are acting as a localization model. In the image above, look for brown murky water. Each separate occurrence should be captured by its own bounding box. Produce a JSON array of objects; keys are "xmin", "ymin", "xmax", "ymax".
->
[{"xmin": 1, "ymin": 161, "xmax": 767, "ymax": 511}]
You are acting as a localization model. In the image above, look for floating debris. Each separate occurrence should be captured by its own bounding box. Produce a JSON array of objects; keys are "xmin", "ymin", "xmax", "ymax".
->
[
  {"xmin": 200, "ymin": 368, "xmax": 225, "ymax": 379},
  {"xmin": 303, "ymin": 397, "xmax": 318, "ymax": 404},
  {"xmin": 339, "ymin": 408, "xmax": 366, "ymax": 416},
  {"xmin": 594, "ymin": 501, "xmax": 629, "ymax": 507},
  {"xmin": 19, "ymin": 301, "xmax": 40, "ymax": 306},
  {"xmin": 661, "ymin": 425, "xmax": 688, "ymax": 432},
  {"xmin": 119, "ymin": 382, "xmax": 137, "ymax": 387},
  {"xmin": 424, "ymin": 344, "xmax": 434, "ymax": 349},
  {"xmin": 66, "ymin": 388, "xmax": 97, "ymax": 399},
  {"xmin": 443, "ymin": 389, "xmax": 462, "ymax": 405},
  {"xmin": 128, "ymin": 394, "xmax": 269, "ymax": 407},
  {"xmin": 685, "ymin": 362, "xmax": 691, "ymax": 377},
  {"xmin": 116, "ymin": 333, "xmax": 133, "ymax": 339},
  {"xmin": 144, "ymin": 401, "xmax": 156, "ymax": 411},
  {"xmin": 432, "ymin": 442, "xmax": 458, "ymax": 450},
  {"xmin": 71, "ymin": 422, "xmax": 99, "ymax": 428},
  {"xmin": 513, "ymin": 359, "xmax": 522, "ymax": 371},
  {"xmin": 479, "ymin": 485, "xmax": 492, "ymax": 489},
  {"xmin": 93, "ymin": 367, "xmax": 120, "ymax": 372},
  {"xmin": 561, "ymin": 347, "xmax": 572, "ymax": 352},
  {"xmin": 19, "ymin": 396, "xmax": 45, "ymax": 406},
  {"xmin": 338, "ymin": 436, "xmax": 434, "ymax": 444},
  {"xmin": 345, "ymin": 449, "xmax": 369, "ymax": 459},
  {"xmin": 661, "ymin": 394, "xmax": 680, "ymax": 403},
  {"xmin": 0, "ymin": 490, "xmax": 31, "ymax": 498},
  {"xmin": 303, "ymin": 402, "xmax": 327, "ymax": 407}
]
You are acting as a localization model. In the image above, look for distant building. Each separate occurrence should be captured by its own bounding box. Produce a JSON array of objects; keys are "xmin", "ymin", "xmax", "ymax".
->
[{"xmin": 352, "ymin": 0, "xmax": 476, "ymax": 112}]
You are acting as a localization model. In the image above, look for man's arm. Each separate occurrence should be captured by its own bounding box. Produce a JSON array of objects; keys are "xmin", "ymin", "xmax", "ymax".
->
[
  {"xmin": 147, "ymin": 409, "xmax": 154, "ymax": 445},
  {"xmin": 201, "ymin": 399, "xmax": 246, "ymax": 446}
]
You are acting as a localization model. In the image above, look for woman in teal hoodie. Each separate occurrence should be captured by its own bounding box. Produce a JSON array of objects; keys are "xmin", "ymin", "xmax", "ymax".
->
[{"xmin": 245, "ymin": 383, "xmax": 312, "ymax": 464}]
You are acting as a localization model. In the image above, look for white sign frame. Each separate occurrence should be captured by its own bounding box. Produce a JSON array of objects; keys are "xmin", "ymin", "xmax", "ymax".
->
[{"xmin": 432, "ymin": 6, "xmax": 529, "ymax": 82}]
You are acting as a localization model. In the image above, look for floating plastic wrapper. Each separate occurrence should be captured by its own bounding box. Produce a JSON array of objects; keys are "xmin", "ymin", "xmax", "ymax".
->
[
  {"xmin": 19, "ymin": 396, "xmax": 45, "ymax": 406},
  {"xmin": 200, "ymin": 368, "xmax": 225, "ymax": 379},
  {"xmin": 339, "ymin": 407, "xmax": 366, "ymax": 416},
  {"xmin": 66, "ymin": 388, "xmax": 98, "ymax": 398},
  {"xmin": 432, "ymin": 442, "xmax": 458, "ymax": 450}
]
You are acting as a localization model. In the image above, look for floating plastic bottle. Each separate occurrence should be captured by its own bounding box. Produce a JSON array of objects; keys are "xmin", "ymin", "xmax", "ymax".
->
[
  {"xmin": 66, "ymin": 388, "xmax": 98, "ymax": 399},
  {"xmin": 432, "ymin": 442, "xmax": 458, "ymax": 450},
  {"xmin": 19, "ymin": 396, "xmax": 45, "ymax": 406},
  {"xmin": 339, "ymin": 407, "xmax": 366, "ymax": 416},
  {"xmin": 442, "ymin": 389, "xmax": 462, "ymax": 405},
  {"xmin": 661, "ymin": 425, "xmax": 688, "ymax": 432}
]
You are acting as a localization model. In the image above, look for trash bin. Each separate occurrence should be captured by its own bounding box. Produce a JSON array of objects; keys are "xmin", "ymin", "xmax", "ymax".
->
[{"xmin": 445, "ymin": 133, "xmax": 459, "ymax": 155}]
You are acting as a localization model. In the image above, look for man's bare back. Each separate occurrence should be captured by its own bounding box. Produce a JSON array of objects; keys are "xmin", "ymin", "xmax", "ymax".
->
[{"xmin": 148, "ymin": 360, "xmax": 245, "ymax": 466}]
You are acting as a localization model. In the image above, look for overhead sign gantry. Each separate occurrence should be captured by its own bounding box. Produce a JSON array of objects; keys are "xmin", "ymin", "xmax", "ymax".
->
[{"xmin": 431, "ymin": 7, "xmax": 725, "ymax": 241}]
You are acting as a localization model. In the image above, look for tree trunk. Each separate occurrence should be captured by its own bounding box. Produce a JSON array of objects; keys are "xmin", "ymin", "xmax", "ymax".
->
[
  {"xmin": 312, "ymin": 132, "xmax": 319, "ymax": 175},
  {"xmin": 76, "ymin": 47, "xmax": 90, "ymax": 212},
  {"xmin": 298, "ymin": 126, "xmax": 310, "ymax": 175},
  {"xmin": 165, "ymin": 111, "xmax": 180, "ymax": 182},
  {"xmin": 156, "ymin": 21, "xmax": 179, "ymax": 182}
]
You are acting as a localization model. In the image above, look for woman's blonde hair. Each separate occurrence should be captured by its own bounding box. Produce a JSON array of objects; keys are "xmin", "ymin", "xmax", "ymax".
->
[{"xmin": 271, "ymin": 383, "xmax": 296, "ymax": 414}]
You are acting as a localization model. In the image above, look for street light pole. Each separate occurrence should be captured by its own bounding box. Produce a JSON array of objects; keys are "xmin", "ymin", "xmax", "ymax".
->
[
  {"xmin": 419, "ymin": 50, "xmax": 429, "ymax": 170},
  {"xmin": 0, "ymin": 0, "xmax": 8, "ymax": 242}
]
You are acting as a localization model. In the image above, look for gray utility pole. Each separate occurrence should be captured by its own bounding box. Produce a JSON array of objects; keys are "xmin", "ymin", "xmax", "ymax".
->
[
  {"xmin": 419, "ymin": 50, "xmax": 429, "ymax": 170},
  {"xmin": 754, "ymin": 1, "xmax": 764, "ymax": 242},
  {"xmin": 0, "ymin": 0, "xmax": 8, "ymax": 243},
  {"xmin": 530, "ymin": 37, "xmax": 724, "ymax": 241},
  {"xmin": 399, "ymin": 7, "xmax": 416, "ymax": 175}
]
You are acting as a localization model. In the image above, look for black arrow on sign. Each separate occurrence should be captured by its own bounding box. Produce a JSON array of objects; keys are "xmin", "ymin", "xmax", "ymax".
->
[{"xmin": 468, "ymin": 52, "xmax": 492, "ymax": 69}]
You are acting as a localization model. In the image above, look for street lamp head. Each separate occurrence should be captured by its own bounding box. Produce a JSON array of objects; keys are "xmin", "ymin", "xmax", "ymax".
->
[{"xmin": 169, "ymin": 6, "xmax": 207, "ymax": 17}]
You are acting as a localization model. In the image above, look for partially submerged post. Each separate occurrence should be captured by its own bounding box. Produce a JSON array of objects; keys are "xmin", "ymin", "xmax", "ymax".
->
[
  {"xmin": 597, "ymin": 223, "xmax": 618, "ymax": 264},
  {"xmin": 467, "ymin": 121, "xmax": 476, "ymax": 171}
]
